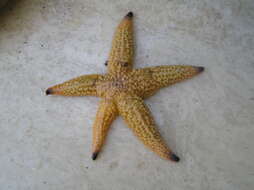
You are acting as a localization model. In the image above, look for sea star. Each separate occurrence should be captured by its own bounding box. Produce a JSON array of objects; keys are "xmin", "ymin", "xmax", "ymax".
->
[{"xmin": 46, "ymin": 12, "xmax": 204, "ymax": 162}]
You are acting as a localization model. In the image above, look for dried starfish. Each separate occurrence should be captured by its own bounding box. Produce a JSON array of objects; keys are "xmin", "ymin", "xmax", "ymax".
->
[{"xmin": 46, "ymin": 12, "xmax": 204, "ymax": 162}]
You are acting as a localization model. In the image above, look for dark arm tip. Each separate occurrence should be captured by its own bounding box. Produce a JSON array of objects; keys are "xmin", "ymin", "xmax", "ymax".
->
[
  {"xmin": 197, "ymin": 66, "xmax": 205, "ymax": 73},
  {"xmin": 92, "ymin": 152, "xmax": 98, "ymax": 160},
  {"xmin": 126, "ymin": 11, "xmax": 133, "ymax": 18},
  {"xmin": 170, "ymin": 153, "xmax": 180, "ymax": 162},
  {"xmin": 45, "ymin": 88, "xmax": 52, "ymax": 95}
]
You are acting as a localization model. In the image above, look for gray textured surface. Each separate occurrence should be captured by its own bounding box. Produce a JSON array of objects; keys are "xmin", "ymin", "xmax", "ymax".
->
[{"xmin": 1, "ymin": 0, "xmax": 254, "ymax": 190}]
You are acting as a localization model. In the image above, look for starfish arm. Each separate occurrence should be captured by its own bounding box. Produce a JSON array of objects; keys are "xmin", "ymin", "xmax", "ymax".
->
[
  {"xmin": 92, "ymin": 99, "xmax": 118, "ymax": 160},
  {"xmin": 130, "ymin": 65, "xmax": 204, "ymax": 98},
  {"xmin": 46, "ymin": 74, "xmax": 102, "ymax": 96},
  {"xmin": 107, "ymin": 12, "xmax": 134, "ymax": 74},
  {"xmin": 116, "ymin": 94, "xmax": 179, "ymax": 162}
]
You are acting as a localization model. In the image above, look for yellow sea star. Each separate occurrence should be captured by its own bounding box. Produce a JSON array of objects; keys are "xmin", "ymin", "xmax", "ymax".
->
[{"xmin": 46, "ymin": 12, "xmax": 204, "ymax": 162}]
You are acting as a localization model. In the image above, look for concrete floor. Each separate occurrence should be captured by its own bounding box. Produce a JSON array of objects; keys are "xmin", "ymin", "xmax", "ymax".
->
[{"xmin": 1, "ymin": 0, "xmax": 254, "ymax": 190}]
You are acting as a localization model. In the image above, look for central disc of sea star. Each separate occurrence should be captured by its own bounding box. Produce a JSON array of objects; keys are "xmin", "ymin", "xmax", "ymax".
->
[{"xmin": 46, "ymin": 12, "xmax": 204, "ymax": 162}]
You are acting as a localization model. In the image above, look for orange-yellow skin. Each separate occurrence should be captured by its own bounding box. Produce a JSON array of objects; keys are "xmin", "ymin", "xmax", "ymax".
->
[{"xmin": 46, "ymin": 12, "xmax": 204, "ymax": 162}]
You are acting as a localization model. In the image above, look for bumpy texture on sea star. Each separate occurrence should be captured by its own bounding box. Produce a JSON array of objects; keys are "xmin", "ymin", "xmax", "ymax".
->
[{"xmin": 46, "ymin": 12, "xmax": 204, "ymax": 162}]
